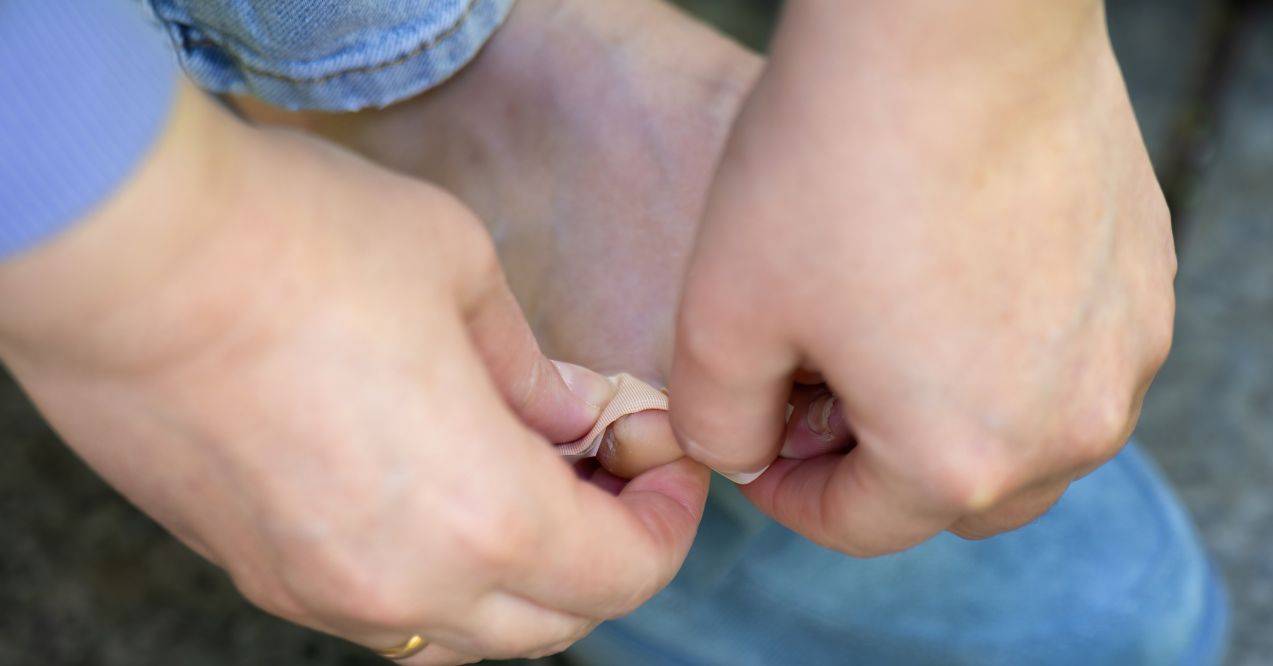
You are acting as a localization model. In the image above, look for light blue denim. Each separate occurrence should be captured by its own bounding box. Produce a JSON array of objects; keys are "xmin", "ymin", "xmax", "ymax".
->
[
  {"xmin": 570, "ymin": 443, "xmax": 1229, "ymax": 665},
  {"xmin": 144, "ymin": 0, "xmax": 513, "ymax": 110}
]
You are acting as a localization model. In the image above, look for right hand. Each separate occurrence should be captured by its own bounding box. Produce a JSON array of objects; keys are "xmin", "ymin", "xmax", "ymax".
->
[{"xmin": 0, "ymin": 81, "xmax": 710, "ymax": 664}]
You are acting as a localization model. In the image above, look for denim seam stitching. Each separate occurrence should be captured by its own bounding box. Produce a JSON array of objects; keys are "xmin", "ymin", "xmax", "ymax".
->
[{"xmin": 179, "ymin": 0, "xmax": 482, "ymax": 85}]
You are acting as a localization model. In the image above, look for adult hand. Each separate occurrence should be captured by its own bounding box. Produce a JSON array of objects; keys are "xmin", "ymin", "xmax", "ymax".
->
[
  {"xmin": 0, "ymin": 82, "xmax": 709, "ymax": 664},
  {"xmin": 671, "ymin": 0, "xmax": 1175, "ymax": 554},
  {"xmin": 236, "ymin": 0, "xmax": 763, "ymax": 482}
]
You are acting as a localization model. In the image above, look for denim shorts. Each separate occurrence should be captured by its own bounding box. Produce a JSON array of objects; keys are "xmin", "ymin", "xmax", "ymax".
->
[{"xmin": 143, "ymin": 0, "xmax": 513, "ymax": 110}]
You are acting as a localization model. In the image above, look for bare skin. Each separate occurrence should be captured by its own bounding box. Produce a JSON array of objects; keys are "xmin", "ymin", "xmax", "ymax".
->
[
  {"xmin": 672, "ymin": 0, "xmax": 1177, "ymax": 553},
  {"xmin": 1, "ymin": 1, "xmax": 1176, "ymax": 663},
  {"xmin": 234, "ymin": 0, "xmax": 1172, "ymax": 593},
  {"xmin": 239, "ymin": 0, "xmax": 767, "ymax": 481},
  {"xmin": 0, "ymin": 81, "xmax": 710, "ymax": 666}
]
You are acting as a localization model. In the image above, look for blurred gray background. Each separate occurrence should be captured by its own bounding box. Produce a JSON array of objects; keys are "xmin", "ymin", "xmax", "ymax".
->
[{"xmin": 3, "ymin": 0, "xmax": 1271, "ymax": 664}]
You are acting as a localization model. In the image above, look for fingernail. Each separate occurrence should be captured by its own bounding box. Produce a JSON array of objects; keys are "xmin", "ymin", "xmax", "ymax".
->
[
  {"xmin": 681, "ymin": 437, "xmax": 771, "ymax": 484},
  {"xmin": 806, "ymin": 394, "xmax": 838, "ymax": 441},
  {"xmin": 778, "ymin": 434, "xmax": 797, "ymax": 459},
  {"xmin": 721, "ymin": 464, "xmax": 770, "ymax": 485},
  {"xmin": 680, "ymin": 436, "xmax": 706, "ymax": 460},
  {"xmin": 781, "ymin": 393, "xmax": 848, "ymax": 459},
  {"xmin": 599, "ymin": 426, "xmax": 621, "ymax": 462},
  {"xmin": 552, "ymin": 361, "xmax": 615, "ymax": 409}
]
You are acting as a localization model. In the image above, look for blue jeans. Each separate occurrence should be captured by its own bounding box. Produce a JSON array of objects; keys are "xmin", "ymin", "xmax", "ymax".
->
[
  {"xmin": 570, "ymin": 444, "xmax": 1228, "ymax": 666},
  {"xmin": 146, "ymin": 5, "xmax": 1231, "ymax": 664},
  {"xmin": 144, "ymin": 0, "xmax": 514, "ymax": 110}
]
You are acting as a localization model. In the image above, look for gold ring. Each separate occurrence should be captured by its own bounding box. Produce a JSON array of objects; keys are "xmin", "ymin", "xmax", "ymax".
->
[{"xmin": 375, "ymin": 634, "xmax": 429, "ymax": 660}]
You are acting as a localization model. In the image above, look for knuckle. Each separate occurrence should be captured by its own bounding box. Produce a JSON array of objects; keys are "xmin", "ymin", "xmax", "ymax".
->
[
  {"xmin": 926, "ymin": 456, "xmax": 1012, "ymax": 513},
  {"xmin": 476, "ymin": 616, "xmax": 588, "ymax": 659},
  {"xmin": 437, "ymin": 207, "xmax": 505, "ymax": 295},
  {"xmin": 527, "ymin": 634, "xmax": 590, "ymax": 660},
  {"xmin": 500, "ymin": 351, "xmax": 546, "ymax": 417},
  {"xmin": 1145, "ymin": 300, "xmax": 1176, "ymax": 371},
  {"xmin": 950, "ymin": 510, "xmax": 1031, "ymax": 541},
  {"xmin": 952, "ymin": 483, "xmax": 1068, "ymax": 540},
  {"xmin": 475, "ymin": 634, "xmax": 528, "ymax": 658},
  {"xmin": 609, "ymin": 574, "xmax": 663, "ymax": 617},
  {"xmin": 281, "ymin": 547, "xmax": 416, "ymax": 629},
  {"xmin": 820, "ymin": 529, "xmax": 890, "ymax": 558},
  {"xmin": 674, "ymin": 296, "xmax": 734, "ymax": 375},
  {"xmin": 676, "ymin": 287, "xmax": 779, "ymax": 388},
  {"xmin": 948, "ymin": 523, "xmax": 996, "ymax": 541},
  {"xmin": 1064, "ymin": 393, "xmax": 1131, "ymax": 463},
  {"xmin": 449, "ymin": 500, "xmax": 539, "ymax": 572},
  {"xmin": 1147, "ymin": 326, "xmax": 1174, "ymax": 375},
  {"xmin": 1161, "ymin": 231, "xmax": 1180, "ymax": 280},
  {"xmin": 230, "ymin": 567, "xmax": 305, "ymax": 622},
  {"xmin": 478, "ymin": 632, "xmax": 530, "ymax": 658},
  {"xmin": 949, "ymin": 518, "xmax": 1014, "ymax": 541}
]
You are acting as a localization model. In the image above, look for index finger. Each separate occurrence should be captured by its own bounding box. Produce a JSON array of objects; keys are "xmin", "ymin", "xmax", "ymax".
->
[
  {"xmin": 739, "ymin": 444, "xmax": 957, "ymax": 557},
  {"xmin": 668, "ymin": 272, "xmax": 798, "ymax": 481}
]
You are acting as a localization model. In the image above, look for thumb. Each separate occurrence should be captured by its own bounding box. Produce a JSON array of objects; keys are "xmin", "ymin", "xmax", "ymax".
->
[
  {"xmin": 669, "ymin": 268, "xmax": 797, "ymax": 482},
  {"xmin": 464, "ymin": 271, "xmax": 614, "ymax": 444}
]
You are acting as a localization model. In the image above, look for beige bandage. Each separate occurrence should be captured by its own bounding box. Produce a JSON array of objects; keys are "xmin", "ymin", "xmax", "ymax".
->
[
  {"xmin": 557, "ymin": 373, "xmax": 668, "ymax": 461},
  {"xmin": 556, "ymin": 373, "xmax": 794, "ymax": 484}
]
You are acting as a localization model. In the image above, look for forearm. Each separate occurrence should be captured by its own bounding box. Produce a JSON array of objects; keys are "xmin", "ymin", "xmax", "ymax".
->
[
  {"xmin": 0, "ymin": 0, "xmax": 179, "ymax": 260},
  {"xmin": 0, "ymin": 76, "xmax": 499, "ymax": 384},
  {"xmin": 0, "ymin": 82, "xmax": 240, "ymax": 368},
  {"xmin": 778, "ymin": 0, "xmax": 1107, "ymax": 84},
  {"xmin": 758, "ymin": 1, "xmax": 1119, "ymax": 158}
]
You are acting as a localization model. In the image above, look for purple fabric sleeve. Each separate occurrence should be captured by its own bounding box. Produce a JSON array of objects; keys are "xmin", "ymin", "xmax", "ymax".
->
[{"xmin": 0, "ymin": 0, "xmax": 179, "ymax": 260}]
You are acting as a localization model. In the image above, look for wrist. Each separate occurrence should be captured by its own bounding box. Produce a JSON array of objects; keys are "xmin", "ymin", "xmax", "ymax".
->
[
  {"xmin": 0, "ymin": 83, "xmax": 263, "ymax": 370},
  {"xmin": 773, "ymin": 0, "xmax": 1114, "ymax": 116},
  {"xmin": 788, "ymin": 0, "xmax": 1107, "ymax": 73},
  {"xmin": 741, "ymin": 0, "xmax": 1129, "ymax": 187}
]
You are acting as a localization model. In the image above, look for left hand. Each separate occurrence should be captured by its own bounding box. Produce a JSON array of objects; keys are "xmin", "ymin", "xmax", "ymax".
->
[{"xmin": 670, "ymin": 0, "xmax": 1177, "ymax": 554}]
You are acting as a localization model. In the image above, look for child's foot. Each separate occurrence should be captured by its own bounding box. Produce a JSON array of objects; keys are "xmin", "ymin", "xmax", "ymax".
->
[{"xmin": 240, "ymin": 0, "xmax": 762, "ymax": 384}]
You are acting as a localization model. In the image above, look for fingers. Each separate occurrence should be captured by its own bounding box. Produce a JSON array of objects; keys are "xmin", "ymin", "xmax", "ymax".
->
[
  {"xmin": 669, "ymin": 283, "xmax": 796, "ymax": 479},
  {"xmin": 439, "ymin": 271, "xmax": 705, "ymax": 642},
  {"xmin": 740, "ymin": 447, "xmax": 956, "ymax": 556},
  {"xmin": 586, "ymin": 464, "xmax": 629, "ymax": 495},
  {"xmin": 400, "ymin": 643, "xmax": 479, "ymax": 666},
  {"xmin": 351, "ymin": 591, "xmax": 588, "ymax": 664},
  {"xmin": 506, "ymin": 456, "xmax": 710, "ymax": 617},
  {"xmin": 948, "ymin": 480, "xmax": 1069, "ymax": 540},
  {"xmin": 464, "ymin": 268, "xmax": 612, "ymax": 443},
  {"xmin": 315, "ymin": 343, "xmax": 634, "ymax": 663},
  {"xmin": 427, "ymin": 592, "xmax": 594, "ymax": 658},
  {"xmin": 598, "ymin": 409, "xmax": 683, "ymax": 479},
  {"xmin": 781, "ymin": 384, "xmax": 852, "ymax": 460},
  {"xmin": 951, "ymin": 374, "xmax": 1147, "ymax": 540}
]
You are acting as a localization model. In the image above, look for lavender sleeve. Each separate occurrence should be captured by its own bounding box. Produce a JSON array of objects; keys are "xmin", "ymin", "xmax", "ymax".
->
[{"xmin": 0, "ymin": 0, "xmax": 179, "ymax": 260}]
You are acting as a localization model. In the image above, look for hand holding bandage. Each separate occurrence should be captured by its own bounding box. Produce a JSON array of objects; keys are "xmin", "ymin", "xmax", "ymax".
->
[
  {"xmin": 558, "ymin": 374, "xmax": 679, "ymax": 480},
  {"xmin": 0, "ymin": 81, "xmax": 714, "ymax": 665},
  {"xmin": 569, "ymin": 375, "xmax": 852, "ymax": 482}
]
